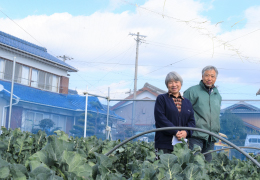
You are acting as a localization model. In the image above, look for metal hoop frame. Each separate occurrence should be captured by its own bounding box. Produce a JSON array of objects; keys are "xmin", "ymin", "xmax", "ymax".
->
[
  {"xmin": 203, "ymin": 146, "xmax": 260, "ymax": 155},
  {"xmin": 104, "ymin": 127, "xmax": 260, "ymax": 168}
]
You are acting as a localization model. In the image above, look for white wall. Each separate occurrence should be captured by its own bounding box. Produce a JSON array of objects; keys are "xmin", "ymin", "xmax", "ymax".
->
[
  {"xmin": 0, "ymin": 48, "xmax": 67, "ymax": 76},
  {"xmin": 136, "ymin": 91, "xmax": 157, "ymax": 100},
  {"xmin": 117, "ymin": 91, "xmax": 157, "ymax": 109}
]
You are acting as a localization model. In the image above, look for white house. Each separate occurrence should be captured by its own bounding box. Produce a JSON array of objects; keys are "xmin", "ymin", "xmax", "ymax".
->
[{"xmin": 0, "ymin": 30, "xmax": 122, "ymax": 136}]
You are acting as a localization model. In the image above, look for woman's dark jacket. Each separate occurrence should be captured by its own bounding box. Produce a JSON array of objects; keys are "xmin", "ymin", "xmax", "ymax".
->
[{"xmin": 154, "ymin": 93, "xmax": 196, "ymax": 150}]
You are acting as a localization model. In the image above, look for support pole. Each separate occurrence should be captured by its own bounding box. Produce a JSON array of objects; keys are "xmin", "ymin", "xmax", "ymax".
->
[
  {"xmin": 8, "ymin": 57, "xmax": 16, "ymax": 129},
  {"xmin": 84, "ymin": 91, "xmax": 88, "ymax": 138}
]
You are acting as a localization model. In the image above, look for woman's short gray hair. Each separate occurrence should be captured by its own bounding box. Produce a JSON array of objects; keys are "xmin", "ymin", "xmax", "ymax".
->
[
  {"xmin": 202, "ymin": 66, "xmax": 218, "ymax": 77},
  {"xmin": 165, "ymin": 71, "xmax": 183, "ymax": 87}
]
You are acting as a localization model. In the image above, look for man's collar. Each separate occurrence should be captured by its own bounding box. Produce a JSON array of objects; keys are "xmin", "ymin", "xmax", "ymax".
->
[{"xmin": 200, "ymin": 80, "xmax": 215, "ymax": 89}]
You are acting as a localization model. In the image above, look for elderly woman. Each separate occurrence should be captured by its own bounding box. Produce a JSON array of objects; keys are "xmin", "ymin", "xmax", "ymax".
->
[{"xmin": 154, "ymin": 71, "xmax": 196, "ymax": 154}]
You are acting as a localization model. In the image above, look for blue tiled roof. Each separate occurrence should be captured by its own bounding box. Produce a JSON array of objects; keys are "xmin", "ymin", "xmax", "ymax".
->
[
  {"xmin": 0, "ymin": 31, "xmax": 77, "ymax": 72},
  {"xmin": 0, "ymin": 80, "xmax": 123, "ymax": 120}
]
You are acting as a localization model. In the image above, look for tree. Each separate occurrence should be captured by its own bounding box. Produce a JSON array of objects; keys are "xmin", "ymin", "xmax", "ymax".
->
[
  {"xmin": 69, "ymin": 101, "xmax": 107, "ymax": 139},
  {"xmin": 220, "ymin": 111, "xmax": 247, "ymax": 141},
  {"xmin": 220, "ymin": 110, "xmax": 247, "ymax": 159},
  {"xmin": 32, "ymin": 118, "xmax": 61, "ymax": 135}
]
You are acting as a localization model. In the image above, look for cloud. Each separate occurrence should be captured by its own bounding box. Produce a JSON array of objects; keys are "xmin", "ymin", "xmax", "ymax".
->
[{"xmin": 0, "ymin": 0, "xmax": 260, "ymax": 99}]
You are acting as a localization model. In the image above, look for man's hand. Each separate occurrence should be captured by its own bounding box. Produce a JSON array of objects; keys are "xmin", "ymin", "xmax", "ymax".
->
[{"xmin": 176, "ymin": 130, "xmax": 187, "ymax": 140}]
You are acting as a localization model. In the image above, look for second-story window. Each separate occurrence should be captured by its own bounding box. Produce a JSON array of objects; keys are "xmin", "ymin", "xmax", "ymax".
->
[
  {"xmin": 14, "ymin": 64, "xmax": 30, "ymax": 85},
  {"xmin": 52, "ymin": 75, "xmax": 58, "ymax": 92},
  {"xmin": 0, "ymin": 59, "xmax": 4, "ymax": 79},
  {"xmin": 4, "ymin": 60, "xmax": 13, "ymax": 81},
  {"xmin": 32, "ymin": 69, "xmax": 59, "ymax": 92},
  {"xmin": 31, "ymin": 69, "xmax": 38, "ymax": 88},
  {"xmin": 0, "ymin": 58, "xmax": 60, "ymax": 93},
  {"xmin": 38, "ymin": 70, "xmax": 46, "ymax": 89}
]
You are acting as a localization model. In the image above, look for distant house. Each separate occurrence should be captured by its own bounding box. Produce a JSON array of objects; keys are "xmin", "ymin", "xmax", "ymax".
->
[
  {"xmin": 221, "ymin": 101, "xmax": 260, "ymax": 133},
  {"xmin": 111, "ymin": 83, "xmax": 166, "ymax": 137},
  {"xmin": 257, "ymin": 89, "xmax": 260, "ymax": 96},
  {"xmin": 0, "ymin": 30, "xmax": 122, "ymax": 135}
]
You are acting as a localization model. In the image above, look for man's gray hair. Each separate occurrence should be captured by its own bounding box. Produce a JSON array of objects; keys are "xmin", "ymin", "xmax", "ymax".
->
[
  {"xmin": 202, "ymin": 66, "xmax": 218, "ymax": 77},
  {"xmin": 165, "ymin": 71, "xmax": 183, "ymax": 87}
]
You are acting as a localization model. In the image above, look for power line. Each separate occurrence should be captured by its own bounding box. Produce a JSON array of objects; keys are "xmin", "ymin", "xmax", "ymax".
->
[
  {"xmin": 0, "ymin": 9, "xmax": 44, "ymax": 47},
  {"xmin": 79, "ymin": 35, "xmax": 129, "ymax": 63},
  {"xmin": 121, "ymin": 0, "xmax": 260, "ymax": 64}
]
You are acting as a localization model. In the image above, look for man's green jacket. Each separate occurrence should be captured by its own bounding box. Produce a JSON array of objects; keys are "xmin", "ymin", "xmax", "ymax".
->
[{"xmin": 183, "ymin": 80, "xmax": 222, "ymax": 142}]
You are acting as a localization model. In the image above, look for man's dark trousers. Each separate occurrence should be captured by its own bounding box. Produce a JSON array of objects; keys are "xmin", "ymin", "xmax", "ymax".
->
[{"xmin": 189, "ymin": 137, "xmax": 215, "ymax": 162}]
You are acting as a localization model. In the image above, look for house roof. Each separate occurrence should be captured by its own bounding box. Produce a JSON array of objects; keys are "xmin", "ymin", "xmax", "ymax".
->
[
  {"xmin": 220, "ymin": 101, "xmax": 260, "ymax": 114},
  {"xmin": 243, "ymin": 121, "xmax": 260, "ymax": 131},
  {"xmin": 0, "ymin": 31, "xmax": 77, "ymax": 72},
  {"xmin": 0, "ymin": 80, "xmax": 123, "ymax": 120},
  {"xmin": 111, "ymin": 83, "xmax": 166, "ymax": 110},
  {"xmin": 257, "ymin": 89, "xmax": 260, "ymax": 96},
  {"xmin": 221, "ymin": 101, "xmax": 260, "ymax": 130}
]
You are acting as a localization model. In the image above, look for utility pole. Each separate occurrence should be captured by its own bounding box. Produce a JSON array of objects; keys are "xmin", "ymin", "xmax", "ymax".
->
[
  {"xmin": 57, "ymin": 55, "xmax": 73, "ymax": 62},
  {"xmin": 129, "ymin": 32, "xmax": 146, "ymax": 128}
]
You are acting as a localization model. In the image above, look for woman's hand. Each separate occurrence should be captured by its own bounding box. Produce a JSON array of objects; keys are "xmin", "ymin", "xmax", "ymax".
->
[{"xmin": 176, "ymin": 130, "xmax": 187, "ymax": 140}]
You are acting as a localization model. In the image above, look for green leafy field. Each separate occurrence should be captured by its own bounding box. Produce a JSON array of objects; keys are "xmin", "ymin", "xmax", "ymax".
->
[{"xmin": 0, "ymin": 127, "xmax": 260, "ymax": 180}]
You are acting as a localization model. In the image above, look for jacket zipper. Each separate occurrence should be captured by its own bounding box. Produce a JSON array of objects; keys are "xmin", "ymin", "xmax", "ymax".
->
[{"xmin": 209, "ymin": 87, "xmax": 211, "ymax": 141}]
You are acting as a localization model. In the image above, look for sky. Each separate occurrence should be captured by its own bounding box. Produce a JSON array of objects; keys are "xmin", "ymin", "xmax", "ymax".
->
[{"xmin": 0, "ymin": 0, "xmax": 260, "ymax": 107}]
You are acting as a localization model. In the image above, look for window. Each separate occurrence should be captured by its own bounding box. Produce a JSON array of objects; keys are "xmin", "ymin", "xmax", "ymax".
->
[
  {"xmin": 0, "ymin": 58, "xmax": 60, "ymax": 92},
  {"xmin": 31, "ymin": 69, "xmax": 38, "ymax": 87},
  {"xmin": 24, "ymin": 111, "xmax": 67, "ymax": 133},
  {"xmin": 14, "ymin": 63, "xmax": 22, "ymax": 83},
  {"xmin": 0, "ymin": 59, "xmax": 5, "ymax": 79},
  {"xmin": 249, "ymin": 138, "xmax": 258, "ymax": 143},
  {"xmin": 4, "ymin": 60, "xmax": 13, "ymax": 80},
  {"xmin": 38, "ymin": 70, "xmax": 46, "ymax": 89},
  {"xmin": 45, "ymin": 73, "xmax": 52, "ymax": 91},
  {"xmin": 14, "ymin": 64, "xmax": 29, "ymax": 85},
  {"xmin": 24, "ymin": 111, "xmax": 34, "ymax": 132},
  {"xmin": 21, "ymin": 66, "xmax": 29, "ymax": 85},
  {"xmin": 52, "ymin": 75, "xmax": 59, "ymax": 92},
  {"xmin": 57, "ymin": 115, "xmax": 66, "ymax": 131},
  {"xmin": 52, "ymin": 114, "xmax": 66, "ymax": 132},
  {"xmin": 35, "ymin": 113, "xmax": 44, "ymax": 125},
  {"xmin": 35, "ymin": 69, "xmax": 59, "ymax": 92}
]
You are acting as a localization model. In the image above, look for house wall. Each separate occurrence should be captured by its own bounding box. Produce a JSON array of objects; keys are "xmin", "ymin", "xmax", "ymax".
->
[
  {"xmin": 236, "ymin": 113, "xmax": 260, "ymax": 128},
  {"xmin": 137, "ymin": 91, "xmax": 157, "ymax": 99},
  {"xmin": 60, "ymin": 76, "xmax": 69, "ymax": 94},
  {"xmin": 5, "ymin": 106, "xmax": 23, "ymax": 129},
  {"xmin": 0, "ymin": 48, "xmax": 67, "ymax": 76},
  {"xmin": 117, "ymin": 91, "xmax": 157, "ymax": 109},
  {"xmin": 115, "ymin": 101, "xmax": 155, "ymax": 126}
]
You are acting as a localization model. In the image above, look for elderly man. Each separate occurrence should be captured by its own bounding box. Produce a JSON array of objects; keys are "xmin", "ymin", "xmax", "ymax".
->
[
  {"xmin": 183, "ymin": 66, "xmax": 222, "ymax": 162},
  {"xmin": 154, "ymin": 71, "xmax": 195, "ymax": 154}
]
